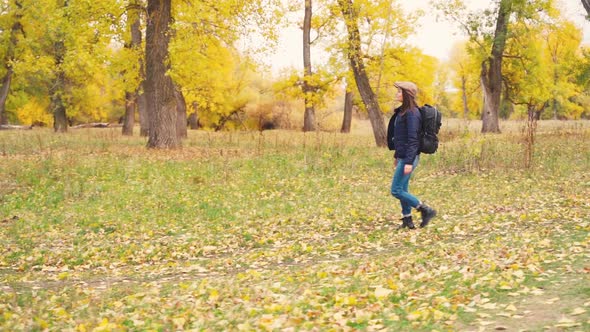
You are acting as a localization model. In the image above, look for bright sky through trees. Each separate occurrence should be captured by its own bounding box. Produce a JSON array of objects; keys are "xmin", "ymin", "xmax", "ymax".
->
[{"xmin": 268, "ymin": 0, "xmax": 590, "ymax": 73}]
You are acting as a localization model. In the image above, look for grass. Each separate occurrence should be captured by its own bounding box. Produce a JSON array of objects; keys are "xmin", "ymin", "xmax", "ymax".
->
[{"xmin": 0, "ymin": 119, "xmax": 589, "ymax": 331}]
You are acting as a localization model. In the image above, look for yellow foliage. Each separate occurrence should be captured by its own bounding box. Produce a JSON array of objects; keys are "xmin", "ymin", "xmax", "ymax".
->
[{"xmin": 15, "ymin": 98, "xmax": 52, "ymax": 126}]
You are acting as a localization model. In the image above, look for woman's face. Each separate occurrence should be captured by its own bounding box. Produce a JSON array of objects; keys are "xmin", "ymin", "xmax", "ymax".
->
[{"xmin": 396, "ymin": 89, "xmax": 403, "ymax": 102}]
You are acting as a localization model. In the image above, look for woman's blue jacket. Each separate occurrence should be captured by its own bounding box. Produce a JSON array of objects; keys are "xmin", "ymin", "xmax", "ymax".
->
[{"xmin": 387, "ymin": 106, "xmax": 421, "ymax": 165}]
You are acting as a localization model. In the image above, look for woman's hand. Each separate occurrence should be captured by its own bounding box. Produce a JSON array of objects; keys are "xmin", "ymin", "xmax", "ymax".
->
[{"xmin": 404, "ymin": 164, "xmax": 413, "ymax": 175}]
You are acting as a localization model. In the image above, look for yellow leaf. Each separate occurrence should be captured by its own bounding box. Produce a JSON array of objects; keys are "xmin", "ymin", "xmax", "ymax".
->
[
  {"xmin": 544, "ymin": 297, "xmax": 559, "ymax": 304},
  {"xmin": 346, "ymin": 295, "xmax": 357, "ymax": 306},
  {"xmin": 433, "ymin": 309, "xmax": 446, "ymax": 320},
  {"xmin": 571, "ymin": 307, "xmax": 586, "ymax": 316},
  {"xmin": 173, "ymin": 317, "xmax": 186, "ymax": 329},
  {"xmin": 374, "ymin": 287, "xmax": 393, "ymax": 299},
  {"xmin": 407, "ymin": 311, "xmax": 422, "ymax": 321}
]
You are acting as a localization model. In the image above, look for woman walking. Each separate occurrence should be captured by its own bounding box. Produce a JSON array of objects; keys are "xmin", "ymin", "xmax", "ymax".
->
[{"xmin": 387, "ymin": 81, "xmax": 436, "ymax": 229}]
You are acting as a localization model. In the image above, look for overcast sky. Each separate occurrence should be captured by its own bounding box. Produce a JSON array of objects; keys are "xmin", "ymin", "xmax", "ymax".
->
[{"xmin": 267, "ymin": 0, "xmax": 590, "ymax": 73}]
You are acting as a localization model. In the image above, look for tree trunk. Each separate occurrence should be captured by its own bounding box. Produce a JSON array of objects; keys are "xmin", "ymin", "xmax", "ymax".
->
[
  {"xmin": 461, "ymin": 76, "xmax": 469, "ymax": 119},
  {"xmin": 524, "ymin": 104, "xmax": 539, "ymax": 169},
  {"xmin": 0, "ymin": 1, "xmax": 24, "ymax": 125},
  {"xmin": 302, "ymin": 0, "xmax": 316, "ymax": 132},
  {"xmin": 175, "ymin": 86, "xmax": 187, "ymax": 139},
  {"xmin": 122, "ymin": 91, "xmax": 136, "ymax": 135},
  {"xmin": 51, "ymin": 0, "xmax": 69, "ymax": 132},
  {"xmin": 0, "ymin": 70, "xmax": 12, "ymax": 125},
  {"xmin": 134, "ymin": 0, "xmax": 149, "ymax": 137},
  {"xmin": 338, "ymin": 0, "xmax": 386, "ymax": 147},
  {"xmin": 480, "ymin": 0, "xmax": 512, "ymax": 133},
  {"xmin": 341, "ymin": 88, "xmax": 353, "ymax": 133},
  {"xmin": 138, "ymin": 92, "xmax": 148, "ymax": 136},
  {"xmin": 51, "ymin": 42, "xmax": 68, "ymax": 133},
  {"xmin": 145, "ymin": 0, "xmax": 179, "ymax": 149},
  {"xmin": 582, "ymin": 0, "xmax": 590, "ymax": 18},
  {"xmin": 188, "ymin": 102, "xmax": 199, "ymax": 129},
  {"xmin": 122, "ymin": 3, "xmax": 143, "ymax": 136}
]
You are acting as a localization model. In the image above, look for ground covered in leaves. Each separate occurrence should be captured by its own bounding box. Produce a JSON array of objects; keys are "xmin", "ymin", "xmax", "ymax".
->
[{"xmin": 1, "ymin": 121, "xmax": 589, "ymax": 331}]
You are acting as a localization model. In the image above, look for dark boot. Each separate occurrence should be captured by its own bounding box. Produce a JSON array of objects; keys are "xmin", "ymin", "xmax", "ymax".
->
[
  {"xmin": 399, "ymin": 216, "xmax": 415, "ymax": 229},
  {"xmin": 417, "ymin": 204, "xmax": 436, "ymax": 228}
]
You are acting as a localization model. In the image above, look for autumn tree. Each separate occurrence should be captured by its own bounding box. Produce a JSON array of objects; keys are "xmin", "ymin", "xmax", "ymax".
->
[
  {"xmin": 0, "ymin": 0, "xmax": 24, "ymax": 125},
  {"xmin": 303, "ymin": 0, "xmax": 316, "ymax": 131},
  {"xmin": 1, "ymin": 0, "xmax": 123, "ymax": 129},
  {"xmin": 340, "ymin": 86, "xmax": 353, "ymax": 133},
  {"xmin": 168, "ymin": 0, "xmax": 282, "ymax": 131},
  {"xmin": 145, "ymin": 0, "xmax": 178, "ymax": 148},
  {"xmin": 122, "ymin": 0, "xmax": 145, "ymax": 136},
  {"xmin": 479, "ymin": 0, "xmax": 512, "ymax": 133},
  {"xmin": 337, "ymin": 0, "xmax": 386, "ymax": 147},
  {"xmin": 544, "ymin": 20, "xmax": 584, "ymax": 119},
  {"xmin": 436, "ymin": 0, "xmax": 563, "ymax": 132},
  {"xmin": 448, "ymin": 41, "xmax": 483, "ymax": 119}
]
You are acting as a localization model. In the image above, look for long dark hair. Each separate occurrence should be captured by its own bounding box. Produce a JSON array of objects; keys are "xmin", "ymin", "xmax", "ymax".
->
[{"xmin": 400, "ymin": 89, "xmax": 418, "ymax": 115}]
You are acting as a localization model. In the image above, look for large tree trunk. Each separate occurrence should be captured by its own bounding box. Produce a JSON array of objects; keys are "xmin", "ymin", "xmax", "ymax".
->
[
  {"xmin": 582, "ymin": 0, "xmax": 590, "ymax": 18},
  {"xmin": 175, "ymin": 86, "xmax": 187, "ymax": 139},
  {"xmin": 122, "ymin": 3, "xmax": 143, "ymax": 136},
  {"xmin": 341, "ymin": 88, "xmax": 353, "ymax": 133},
  {"xmin": 145, "ymin": 0, "xmax": 179, "ymax": 149},
  {"xmin": 302, "ymin": 0, "xmax": 316, "ymax": 132},
  {"xmin": 338, "ymin": 0, "xmax": 386, "ymax": 147},
  {"xmin": 122, "ymin": 91, "xmax": 136, "ymax": 135},
  {"xmin": 188, "ymin": 102, "xmax": 199, "ymax": 129},
  {"xmin": 480, "ymin": 0, "xmax": 511, "ymax": 133}
]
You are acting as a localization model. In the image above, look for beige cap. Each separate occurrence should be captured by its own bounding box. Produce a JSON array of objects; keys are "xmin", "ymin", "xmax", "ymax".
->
[{"xmin": 394, "ymin": 81, "xmax": 418, "ymax": 98}]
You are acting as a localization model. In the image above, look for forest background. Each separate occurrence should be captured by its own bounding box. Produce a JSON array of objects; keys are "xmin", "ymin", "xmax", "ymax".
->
[{"xmin": 0, "ymin": 0, "xmax": 589, "ymax": 142}]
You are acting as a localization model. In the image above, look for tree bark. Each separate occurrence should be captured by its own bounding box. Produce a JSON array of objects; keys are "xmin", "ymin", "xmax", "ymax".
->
[
  {"xmin": 480, "ymin": 0, "xmax": 511, "ymax": 133},
  {"xmin": 145, "ymin": 0, "xmax": 179, "ymax": 148},
  {"xmin": 582, "ymin": 0, "xmax": 590, "ymax": 19},
  {"xmin": 122, "ymin": 91, "xmax": 136, "ymax": 135},
  {"xmin": 138, "ymin": 92, "xmax": 148, "ymax": 136},
  {"xmin": 0, "ymin": 70, "xmax": 13, "ymax": 125},
  {"xmin": 0, "ymin": 1, "xmax": 23, "ymax": 125},
  {"xmin": 188, "ymin": 102, "xmax": 199, "ymax": 129},
  {"xmin": 338, "ymin": 0, "xmax": 386, "ymax": 147},
  {"xmin": 341, "ymin": 88, "xmax": 353, "ymax": 133},
  {"xmin": 122, "ymin": 3, "xmax": 143, "ymax": 136},
  {"xmin": 50, "ymin": 0, "xmax": 69, "ymax": 132},
  {"xmin": 175, "ymin": 86, "xmax": 187, "ymax": 139},
  {"xmin": 51, "ymin": 42, "xmax": 68, "ymax": 133},
  {"xmin": 303, "ymin": 0, "xmax": 316, "ymax": 132}
]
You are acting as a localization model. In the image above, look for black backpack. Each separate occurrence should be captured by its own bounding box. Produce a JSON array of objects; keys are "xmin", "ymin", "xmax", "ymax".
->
[{"xmin": 419, "ymin": 104, "xmax": 442, "ymax": 154}]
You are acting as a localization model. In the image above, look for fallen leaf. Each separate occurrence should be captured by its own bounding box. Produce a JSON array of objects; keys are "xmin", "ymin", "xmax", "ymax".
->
[
  {"xmin": 570, "ymin": 307, "xmax": 586, "ymax": 316},
  {"xmin": 374, "ymin": 287, "xmax": 393, "ymax": 299}
]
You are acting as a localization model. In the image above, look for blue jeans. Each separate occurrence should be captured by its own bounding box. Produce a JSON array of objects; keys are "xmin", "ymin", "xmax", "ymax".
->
[{"xmin": 391, "ymin": 155, "xmax": 420, "ymax": 216}]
